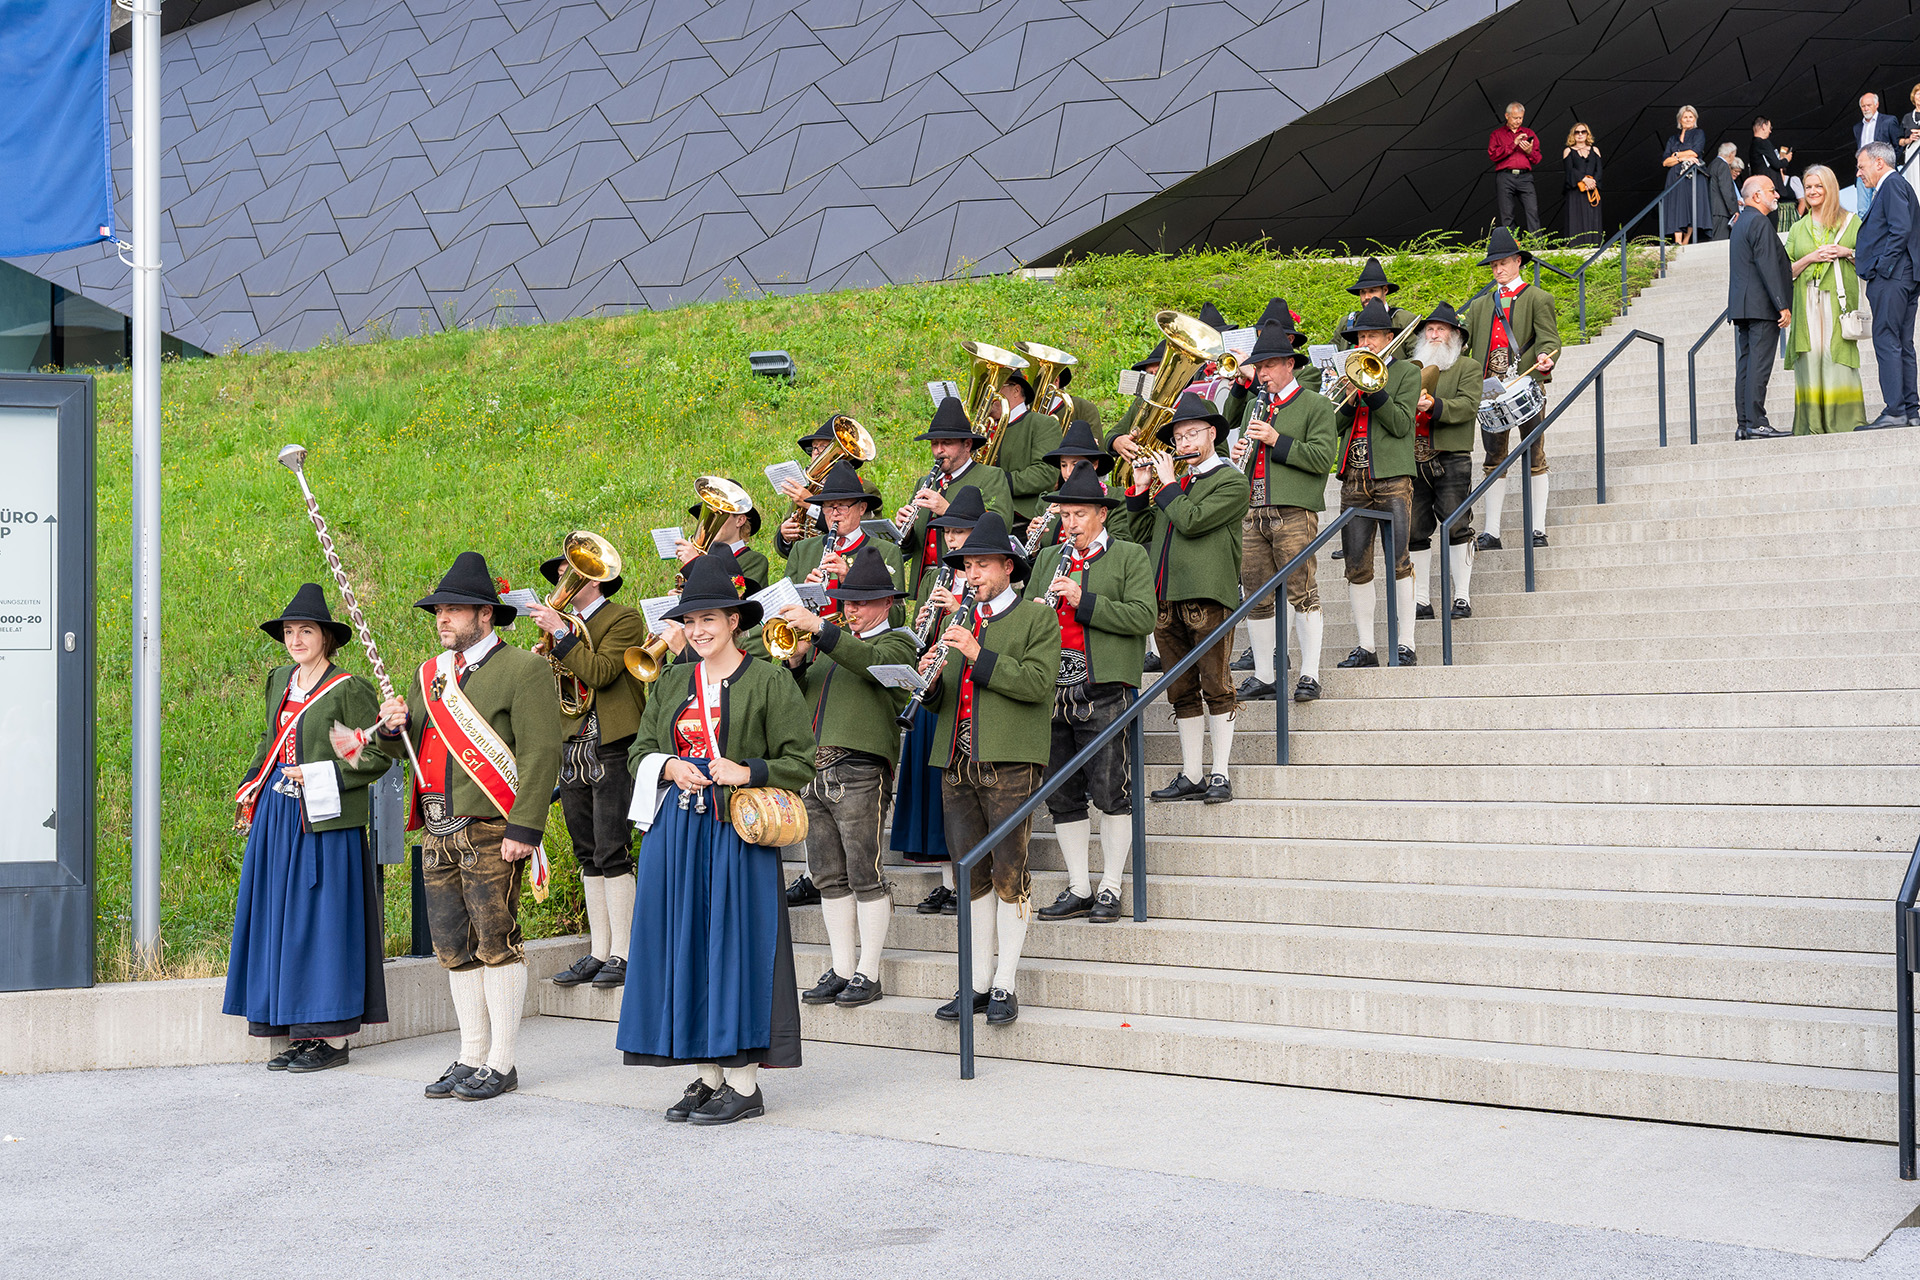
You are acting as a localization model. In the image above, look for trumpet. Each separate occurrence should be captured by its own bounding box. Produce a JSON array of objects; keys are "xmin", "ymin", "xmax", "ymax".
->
[
  {"xmin": 624, "ymin": 627, "xmax": 672, "ymax": 684},
  {"xmin": 789, "ymin": 415, "xmax": 876, "ymax": 540},
  {"xmin": 763, "ymin": 533, "xmax": 843, "ymax": 660},
  {"xmin": 964, "ymin": 341, "xmax": 1029, "ymax": 466},
  {"xmin": 896, "ymin": 584, "xmax": 978, "ymax": 728},
  {"xmin": 536, "ymin": 531, "xmax": 624, "ymax": 715},
  {"xmin": 892, "ymin": 461, "xmax": 947, "ymax": 541},
  {"xmin": 1326, "ymin": 317, "xmax": 1421, "ymax": 410}
]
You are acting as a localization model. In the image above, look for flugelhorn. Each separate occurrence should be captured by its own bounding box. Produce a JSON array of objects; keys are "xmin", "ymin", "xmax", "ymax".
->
[
  {"xmin": 763, "ymin": 533, "xmax": 842, "ymax": 660},
  {"xmin": 535, "ymin": 530, "xmax": 623, "ymax": 716},
  {"xmin": 682, "ymin": 475, "xmax": 755, "ymax": 587},
  {"xmin": 1014, "ymin": 341, "xmax": 1077, "ymax": 427}
]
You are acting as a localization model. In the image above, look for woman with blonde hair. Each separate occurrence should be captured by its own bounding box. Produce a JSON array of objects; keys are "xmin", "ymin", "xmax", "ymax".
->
[
  {"xmin": 1660, "ymin": 105, "xmax": 1710, "ymax": 244},
  {"xmin": 1784, "ymin": 164, "xmax": 1867, "ymax": 433},
  {"xmin": 1563, "ymin": 122, "xmax": 1602, "ymax": 246}
]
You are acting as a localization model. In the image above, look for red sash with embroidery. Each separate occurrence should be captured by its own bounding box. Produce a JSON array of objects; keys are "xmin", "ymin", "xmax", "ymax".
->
[
  {"xmin": 234, "ymin": 670, "xmax": 355, "ymax": 813},
  {"xmin": 410, "ymin": 651, "xmax": 519, "ymax": 832}
]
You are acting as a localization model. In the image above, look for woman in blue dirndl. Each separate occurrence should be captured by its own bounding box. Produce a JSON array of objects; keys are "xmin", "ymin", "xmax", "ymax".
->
[
  {"xmin": 223, "ymin": 584, "xmax": 393, "ymax": 1073},
  {"xmin": 617, "ymin": 552, "xmax": 816, "ymax": 1125}
]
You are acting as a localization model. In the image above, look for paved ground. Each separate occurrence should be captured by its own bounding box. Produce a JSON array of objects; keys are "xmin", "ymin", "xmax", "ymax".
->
[{"xmin": 4, "ymin": 1017, "xmax": 1920, "ymax": 1279}]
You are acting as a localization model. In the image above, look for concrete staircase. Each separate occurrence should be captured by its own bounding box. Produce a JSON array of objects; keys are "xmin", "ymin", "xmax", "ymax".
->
[{"xmin": 550, "ymin": 239, "xmax": 1920, "ymax": 1140}]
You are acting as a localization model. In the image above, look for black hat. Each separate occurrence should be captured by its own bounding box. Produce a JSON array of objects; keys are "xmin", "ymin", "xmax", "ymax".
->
[
  {"xmin": 942, "ymin": 511, "xmax": 1030, "ymax": 583},
  {"xmin": 1131, "ymin": 338, "xmax": 1166, "ymax": 372},
  {"xmin": 1481, "ymin": 226, "xmax": 1532, "ymax": 266},
  {"xmin": 1421, "ymin": 300, "xmax": 1470, "ymax": 337},
  {"xmin": 541, "ymin": 551, "xmax": 625, "ymax": 598},
  {"xmin": 1042, "ymin": 464, "xmax": 1119, "ymax": 509},
  {"xmin": 1004, "ymin": 372, "xmax": 1035, "ymax": 403},
  {"xmin": 809, "ymin": 459, "xmax": 883, "ymax": 512},
  {"xmin": 1341, "ymin": 297, "xmax": 1398, "ymax": 341},
  {"xmin": 261, "ymin": 582, "xmax": 353, "ymax": 646},
  {"xmin": 688, "ymin": 484, "xmax": 763, "ymax": 537},
  {"xmin": 1043, "ymin": 419, "xmax": 1113, "ymax": 475},
  {"xmin": 1155, "ymin": 390, "xmax": 1229, "ymax": 445},
  {"xmin": 1348, "ymin": 257, "xmax": 1400, "ymax": 295},
  {"xmin": 915, "ymin": 395, "xmax": 986, "ymax": 444},
  {"xmin": 1246, "ymin": 325, "xmax": 1307, "ymax": 365},
  {"xmin": 1197, "ymin": 301, "xmax": 1231, "ymax": 331},
  {"xmin": 1057, "ymin": 366, "xmax": 1074, "ymax": 388},
  {"xmin": 663, "ymin": 549, "xmax": 762, "ymax": 628},
  {"xmin": 415, "ymin": 551, "xmax": 517, "ymax": 626},
  {"xmin": 1256, "ymin": 297, "xmax": 1303, "ymax": 335},
  {"xmin": 929, "ymin": 484, "xmax": 988, "ymax": 530},
  {"xmin": 825, "ymin": 546, "xmax": 908, "ymax": 602}
]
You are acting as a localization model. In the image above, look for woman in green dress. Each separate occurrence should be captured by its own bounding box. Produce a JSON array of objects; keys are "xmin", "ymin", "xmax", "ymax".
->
[{"xmin": 1784, "ymin": 164, "xmax": 1867, "ymax": 434}]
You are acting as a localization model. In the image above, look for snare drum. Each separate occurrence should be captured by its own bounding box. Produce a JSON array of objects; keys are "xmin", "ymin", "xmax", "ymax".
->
[{"xmin": 1476, "ymin": 379, "xmax": 1545, "ymax": 434}]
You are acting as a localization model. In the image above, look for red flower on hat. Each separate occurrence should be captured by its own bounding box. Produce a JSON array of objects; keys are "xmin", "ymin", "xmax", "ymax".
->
[
  {"xmin": 1290, "ymin": 310, "xmax": 1302, "ymax": 324},
  {"xmin": 495, "ymin": 575, "xmax": 511, "ymax": 593},
  {"xmin": 731, "ymin": 574, "xmax": 746, "ymax": 595}
]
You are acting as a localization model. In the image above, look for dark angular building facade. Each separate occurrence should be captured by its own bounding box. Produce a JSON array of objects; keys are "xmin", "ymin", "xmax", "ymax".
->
[{"xmin": 5, "ymin": 0, "xmax": 1918, "ymax": 355}]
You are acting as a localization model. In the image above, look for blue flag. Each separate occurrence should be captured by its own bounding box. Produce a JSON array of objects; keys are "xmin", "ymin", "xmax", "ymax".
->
[{"xmin": 0, "ymin": 0, "xmax": 114, "ymax": 256}]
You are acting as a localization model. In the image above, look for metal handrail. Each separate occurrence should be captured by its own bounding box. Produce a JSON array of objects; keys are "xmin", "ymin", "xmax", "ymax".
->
[
  {"xmin": 1686, "ymin": 306, "xmax": 1731, "ymax": 446},
  {"xmin": 1541, "ymin": 183, "xmax": 1679, "ymax": 336},
  {"xmin": 1433, "ymin": 329, "xmax": 1667, "ymax": 665},
  {"xmin": 1896, "ymin": 834, "xmax": 1920, "ymax": 1179},
  {"xmin": 947, "ymin": 505, "xmax": 1402, "ymax": 1079}
]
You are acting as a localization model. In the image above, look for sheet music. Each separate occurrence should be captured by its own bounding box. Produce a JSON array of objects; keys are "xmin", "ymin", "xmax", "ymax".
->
[
  {"xmin": 763, "ymin": 458, "xmax": 808, "ymax": 493},
  {"xmin": 1116, "ymin": 369, "xmax": 1150, "ymax": 398},
  {"xmin": 501, "ymin": 587, "xmax": 543, "ymax": 613},
  {"xmin": 638, "ymin": 595, "xmax": 678, "ymax": 632},
  {"xmin": 1219, "ymin": 326, "xmax": 1256, "ymax": 360},
  {"xmin": 867, "ymin": 663, "xmax": 928, "ymax": 692},
  {"xmin": 749, "ymin": 579, "xmax": 803, "ymax": 616},
  {"xmin": 926, "ymin": 380, "xmax": 960, "ymax": 406},
  {"xmin": 650, "ymin": 527, "xmax": 685, "ymax": 559},
  {"xmin": 1308, "ymin": 344, "xmax": 1340, "ymax": 372}
]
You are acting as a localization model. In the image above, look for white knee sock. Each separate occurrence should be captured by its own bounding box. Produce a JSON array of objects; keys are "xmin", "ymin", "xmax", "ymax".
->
[
  {"xmin": 603, "ymin": 873, "xmax": 635, "ymax": 962},
  {"xmin": 821, "ymin": 893, "xmax": 857, "ymax": 977},
  {"xmin": 1411, "ymin": 547, "xmax": 1432, "ymax": 608},
  {"xmin": 969, "ymin": 894, "xmax": 996, "ymax": 992},
  {"xmin": 991, "ymin": 897, "xmax": 1028, "ymax": 993},
  {"xmin": 1348, "ymin": 581, "xmax": 1376, "ymax": 655},
  {"xmin": 726, "ymin": 1062, "xmax": 758, "ymax": 1095},
  {"xmin": 582, "ymin": 875, "xmax": 610, "ymax": 960},
  {"xmin": 1529, "ymin": 473, "xmax": 1550, "ymax": 534},
  {"xmin": 1295, "ymin": 608, "xmax": 1325, "ymax": 682},
  {"xmin": 1055, "ymin": 818, "xmax": 1093, "ymax": 898},
  {"xmin": 1484, "ymin": 475, "xmax": 1508, "ymax": 539},
  {"xmin": 1394, "ymin": 577, "xmax": 1416, "ymax": 657},
  {"xmin": 1206, "ymin": 712, "xmax": 1235, "ymax": 780},
  {"xmin": 698, "ymin": 1062, "xmax": 724, "ymax": 1089},
  {"xmin": 855, "ymin": 896, "xmax": 891, "ymax": 981},
  {"xmin": 1176, "ymin": 715, "xmax": 1205, "ymax": 783},
  {"xmin": 940, "ymin": 864, "xmax": 955, "ymax": 892},
  {"xmin": 447, "ymin": 966, "xmax": 490, "ymax": 1068},
  {"xmin": 1448, "ymin": 541, "xmax": 1473, "ymax": 604},
  {"xmin": 1146, "ymin": 633, "xmax": 1159, "ymax": 657},
  {"xmin": 1097, "ymin": 811, "xmax": 1132, "ymax": 896},
  {"xmin": 1247, "ymin": 614, "xmax": 1278, "ymax": 683},
  {"xmin": 481, "ymin": 961, "xmax": 527, "ymax": 1073},
  {"xmin": 326, "ymin": 1036, "xmax": 348, "ymax": 1049}
]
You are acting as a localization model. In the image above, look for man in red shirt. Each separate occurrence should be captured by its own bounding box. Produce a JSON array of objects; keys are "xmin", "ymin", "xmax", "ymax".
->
[{"xmin": 1488, "ymin": 102, "xmax": 1542, "ymax": 233}]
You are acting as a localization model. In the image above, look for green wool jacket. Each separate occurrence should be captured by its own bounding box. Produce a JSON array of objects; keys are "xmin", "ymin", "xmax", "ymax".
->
[
  {"xmin": 1059, "ymin": 393, "xmax": 1102, "ymax": 432},
  {"xmin": 993, "ymin": 407, "xmax": 1066, "ymax": 519},
  {"xmin": 1462, "ymin": 283, "xmax": 1561, "ymax": 386},
  {"xmin": 1241, "ymin": 387, "xmax": 1341, "ymax": 512},
  {"xmin": 241, "ymin": 664, "xmax": 392, "ymax": 833},
  {"xmin": 1222, "ymin": 366, "xmax": 1321, "ymax": 436},
  {"xmin": 734, "ymin": 544, "xmax": 772, "ymax": 594},
  {"xmin": 793, "ymin": 621, "xmax": 918, "ymax": 766},
  {"xmin": 1021, "ymin": 537, "xmax": 1156, "ymax": 688},
  {"xmin": 551, "ymin": 597, "xmax": 651, "ymax": 743},
  {"xmin": 899, "ymin": 461, "xmax": 1013, "ymax": 597},
  {"xmin": 627, "ymin": 653, "xmax": 816, "ymax": 811},
  {"xmin": 1335, "ymin": 357, "xmax": 1420, "ymax": 482},
  {"xmin": 774, "ymin": 475, "xmax": 884, "ymax": 559},
  {"xmin": 1335, "ymin": 304, "xmax": 1420, "ymax": 351},
  {"xmin": 1116, "ymin": 461, "xmax": 1250, "ymax": 608},
  {"xmin": 785, "ymin": 529, "xmax": 907, "ymax": 628},
  {"xmin": 383, "ymin": 640, "xmax": 568, "ymax": 845},
  {"xmin": 921, "ymin": 597, "xmax": 1061, "ymax": 769},
  {"xmin": 1422, "ymin": 355, "xmax": 1483, "ymax": 455}
]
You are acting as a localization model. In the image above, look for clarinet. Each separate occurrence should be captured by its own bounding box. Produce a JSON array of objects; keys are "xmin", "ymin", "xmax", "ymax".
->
[
  {"xmin": 891, "ymin": 462, "xmax": 947, "ymax": 541},
  {"xmin": 1022, "ymin": 505, "xmax": 1057, "ymax": 557},
  {"xmin": 910, "ymin": 565, "xmax": 954, "ymax": 647},
  {"xmin": 1243, "ymin": 387, "xmax": 1275, "ymax": 467},
  {"xmin": 895, "ymin": 584, "xmax": 977, "ymax": 728}
]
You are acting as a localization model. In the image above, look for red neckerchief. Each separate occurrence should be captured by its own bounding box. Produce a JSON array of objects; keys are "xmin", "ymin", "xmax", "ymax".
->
[
  {"xmin": 672, "ymin": 670, "xmax": 718, "ymax": 760},
  {"xmin": 1252, "ymin": 383, "xmax": 1302, "ymax": 482},
  {"xmin": 1055, "ymin": 540, "xmax": 1104, "ymax": 651}
]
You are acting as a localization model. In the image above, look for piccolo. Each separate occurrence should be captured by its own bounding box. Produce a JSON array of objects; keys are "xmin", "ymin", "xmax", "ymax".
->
[{"xmin": 896, "ymin": 584, "xmax": 977, "ymax": 728}]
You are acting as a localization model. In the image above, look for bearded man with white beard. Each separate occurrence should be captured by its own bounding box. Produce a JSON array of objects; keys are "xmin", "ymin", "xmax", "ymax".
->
[{"xmin": 1408, "ymin": 304, "xmax": 1484, "ymax": 620}]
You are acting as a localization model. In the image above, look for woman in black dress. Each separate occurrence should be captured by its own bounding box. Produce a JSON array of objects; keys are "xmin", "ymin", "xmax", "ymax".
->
[
  {"xmin": 1660, "ymin": 105, "xmax": 1709, "ymax": 245},
  {"xmin": 1563, "ymin": 122, "xmax": 1602, "ymax": 247}
]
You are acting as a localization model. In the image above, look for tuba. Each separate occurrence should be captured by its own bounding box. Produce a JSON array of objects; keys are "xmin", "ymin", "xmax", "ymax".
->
[
  {"xmin": 963, "ymin": 341, "xmax": 1028, "ymax": 466},
  {"xmin": 789, "ymin": 416, "xmax": 876, "ymax": 541},
  {"xmin": 1110, "ymin": 309, "xmax": 1233, "ymax": 496},
  {"xmin": 1014, "ymin": 341, "xmax": 1078, "ymax": 427},
  {"xmin": 536, "ymin": 531, "xmax": 624, "ymax": 716},
  {"xmin": 1326, "ymin": 317, "xmax": 1422, "ymax": 410}
]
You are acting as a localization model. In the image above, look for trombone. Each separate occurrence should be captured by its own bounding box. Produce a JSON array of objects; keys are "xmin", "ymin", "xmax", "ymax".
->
[
  {"xmin": 536, "ymin": 531, "xmax": 624, "ymax": 715},
  {"xmin": 1326, "ymin": 317, "xmax": 1422, "ymax": 410}
]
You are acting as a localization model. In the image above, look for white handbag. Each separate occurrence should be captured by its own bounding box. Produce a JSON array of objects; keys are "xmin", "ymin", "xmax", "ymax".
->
[{"xmin": 1841, "ymin": 293, "xmax": 1872, "ymax": 341}]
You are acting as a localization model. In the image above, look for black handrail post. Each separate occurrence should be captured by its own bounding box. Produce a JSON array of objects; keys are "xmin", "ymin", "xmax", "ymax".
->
[
  {"xmin": 1381, "ymin": 509, "xmax": 1401, "ymax": 663},
  {"xmin": 956, "ymin": 886, "xmax": 975, "ymax": 1079},
  {"xmin": 1519, "ymin": 453, "xmax": 1536, "ymax": 593},
  {"xmin": 1276, "ymin": 605, "xmax": 1291, "ymax": 765},
  {"xmin": 1436, "ymin": 506, "xmax": 1454, "ymax": 666},
  {"xmin": 1894, "ymin": 835, "xmax": 1920, "ymax": 1177},
  {"xmin": 408, "ymin": 844, "xmax": 432, "ymax": 957},
  {"xmin": 1577, "ymin": 275, "xmax": 1586, "ymax": 336},
  {"xmin": 1655, "ymin": 341, "xmax": 1668, "ymax": 454},
  {"xmin": 1129, "ymin": 694, "xmax": 1146, "ymax": 924},
  {"xmin": 1594, "ymin": 371, "xmax": 1606, "ymax": 506}
]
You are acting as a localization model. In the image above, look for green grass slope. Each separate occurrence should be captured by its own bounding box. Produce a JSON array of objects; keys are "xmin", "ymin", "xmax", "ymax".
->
[{"xmin": 89, "ymin": 240, "xmax": 1657, "ymax": 978}]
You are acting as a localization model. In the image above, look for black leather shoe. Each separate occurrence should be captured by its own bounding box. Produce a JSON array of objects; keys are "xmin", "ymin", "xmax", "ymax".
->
[
  {"xmin": 268, "ymin": 1039, "xmax": 318, "ymax": 1070},
  {"xmin": 1038, "ymin": 888, "xmax": 1093, "ymax": 920},
  {"xmin": 1734, "ymin": 425, "xmax": 1753, "ymax": 440},
  {"xmin": 425, "ymin": 1061, "xmax": 477, "ymax": 1099},
  {"xmin": 1451, "ymin": 599, "xmax": 1472, "ymax": 619},
  {"xmin": 1330, "ymin": 546, "xmax": 1344, "ymax": 560},
  {"xmin": 1203, "ymin": 773, "xmax": 1232, "ymax": 804},
  {"xmin": 1395, "ymin": 645, "xmax": 1417, "ymax": 667},
  {"xmin": 941, "ymin": 892, "xmax": 958, "ymax": 916},
  {"xmin": 1336, "ymin": 646, "xmax": 1377, "ymax": 668},
  {"xmin": 934, "ymin": 990, "xmax": 992, "ymax": 1021},
  {"xmin": 590, "ymin": 956, "xmax": 627, "ymax": 988},
  {"xmin": 1089, "ymin": 887, "xmax": 1122, "ymax": 922},
  {"xmin": 1293, "ymin": 675, "xmax": 1321, "ymax": 702},
  {"xmin": 665, "ymin": 1078, "xmax": 715, "ymax": 1121},
  {"xmin": 1415, "ymin": 601, "xmax": 1434, "ymax": 620},
  {"xmin": 286, "ymin": 1041, "xmax": 349, "ymax": 1074},
  {"xmin": 802, "ymin": 968, "xmax": 849, "ymax": 1004},
  {"xmin": 1149, "ymin": 772, "xmax": 1208, "ymax": 802},
  {"xmin": 916, "ymin": 884, "xmax": 954, "ymax": 915},
  {"xmin": 1530, "ymin": 531, "xmax": 1548, "ymax": 547},
  {"xmin": 1236, "ymin": 676, "xmax": 1275, "ymax": 701},
  {"xmin": 550, "ymin": 955, "xmax": 603, "ymax": 987},
  {"xmin": 836, "ymin": 973, "xmax": 883, "ymax": 1006},
  {"xmin": 1142, "ymin": 652, "xmax": 1162, "ymax": 672},
  {"xmin": 786, "ymin": 874, "xmax": 821, "ymax": 907},
  {"xmin": 1231, "ymin": 646, "xmax": 1255, "ymax": 671},
  {"xmin": 1476, "ymin": 533, "xmax": 1502, "ymax": 551},
  {"xmin": 689, "ymin": 1084, "xmax": 765, "ymax": 1125},
  {"xmin": 1747, "ymin": 422, "xmax": 1788, "ymax": 438},
  {"xmin": 455, "ymin": 1065, "xmax": 518, "ymax": 1101},
  {"xmin": 986, "ymin": 988, "xmax": 1019, "ymax": 1025},
  {"xmin": 1859, "ymin": 413, "xmax": 1910, "ymax": 430}
]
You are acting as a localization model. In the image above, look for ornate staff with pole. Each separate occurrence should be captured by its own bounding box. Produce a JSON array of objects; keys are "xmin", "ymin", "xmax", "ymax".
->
[{"xmin": 276, "ymin": 443, "xmax": 426, "ymax": 786}]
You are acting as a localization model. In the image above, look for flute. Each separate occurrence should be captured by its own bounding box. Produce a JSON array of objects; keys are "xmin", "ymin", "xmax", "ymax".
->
[{"xmin": 895, "ymin": 584, "xmax": 977, "ymax": 728}]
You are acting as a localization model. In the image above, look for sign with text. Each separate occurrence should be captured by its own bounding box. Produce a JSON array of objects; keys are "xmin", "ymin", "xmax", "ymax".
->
[{"xmin": 0, "ymin": 406, "xmax": 58, "ymax": 863}]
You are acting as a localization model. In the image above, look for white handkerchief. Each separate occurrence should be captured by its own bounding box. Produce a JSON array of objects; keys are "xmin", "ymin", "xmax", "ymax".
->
[
  {"xmin": 629, "ymin": 752, "xmax": 674, "ymax": 832},
  {"xmin": 301, "ymin": 761, "xmax": 342, "ymax": 823}
]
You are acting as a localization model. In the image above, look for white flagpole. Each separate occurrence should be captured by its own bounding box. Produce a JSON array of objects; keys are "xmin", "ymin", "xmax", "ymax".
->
[{"xmin": 129, "ymin": 0, "xmax": 162, "ymax": 967}]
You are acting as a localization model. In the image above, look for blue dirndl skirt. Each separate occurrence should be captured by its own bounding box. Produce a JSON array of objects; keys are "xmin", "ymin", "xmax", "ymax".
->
[
  {"xmin": 617, "ymin": 781, "xmax": 801, "ymax": 1069},
  {"xmin": 222, "ymin": 766, "xmax": 388, "ymax": 1038},
  {"xmin": 889, "ymin": 703, "xmax": 949, "ymax": 864}
]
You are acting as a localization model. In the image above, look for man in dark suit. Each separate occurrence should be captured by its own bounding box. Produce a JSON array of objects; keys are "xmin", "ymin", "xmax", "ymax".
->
[
  {"xmin": 1747, "ymin": 118, "xmax": 1787, "ymax": 195},
  {"xmin": 1708, "ymin": 143, "xmax": 1741, "ymax": 241},
  {"xmin": 1855, "ymin": 94, "xmax": 1905, "ymax": 218},
  {"xmin": 1854, "ymin": 141, "xmax": 1920, "ymax": 428},
  {"xmin": 1726, "ymin": 176, "xmax": 1793, "ymax": 439}
]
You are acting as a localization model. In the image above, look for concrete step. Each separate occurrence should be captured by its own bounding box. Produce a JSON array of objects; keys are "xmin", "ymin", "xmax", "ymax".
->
[
  {"xmin": 1155, "ymin": 654, "xmax": 1916, "ymax": 697},
  {"xmin": 1397, "ymin": 628, "xmax": 1919, "ymax": 666},
  {"xmin": 1494, "ymin": 505, "xmax": 1920, "ymax": 547},
  {"xmin": 1136, "ymin": 724, "xmax": 1915, "ymax": 767},
  {"xmin": 1460, "ymin": 543, "xmax": 1919, "ymax": 581},
  {"xmin": 1547, "ymin": 481, "xmax": 1912, "ymax": 525},
  {"xmin": 1156, "ymin": 689, "xmax": 1920, "ymax": 732}
]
